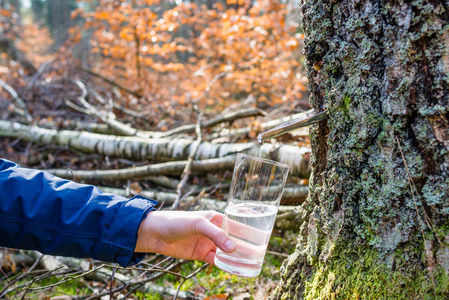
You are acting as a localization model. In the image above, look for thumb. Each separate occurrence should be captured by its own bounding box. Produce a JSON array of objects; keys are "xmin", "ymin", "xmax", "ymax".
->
[{"xmin": 196, "ymin": 218, "xmax": 236, "ymax": 253}]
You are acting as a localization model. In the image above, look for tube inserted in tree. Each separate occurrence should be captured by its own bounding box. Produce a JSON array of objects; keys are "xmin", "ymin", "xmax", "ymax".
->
[{"xmin": 257, "ymin": 109, "xmax": 328, "ymax": 144}]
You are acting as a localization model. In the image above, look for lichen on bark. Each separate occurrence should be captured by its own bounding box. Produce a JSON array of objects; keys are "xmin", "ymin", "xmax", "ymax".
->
[{"xmin": 272, "ymin": 0, "xmax": 449, "ymax": 298}]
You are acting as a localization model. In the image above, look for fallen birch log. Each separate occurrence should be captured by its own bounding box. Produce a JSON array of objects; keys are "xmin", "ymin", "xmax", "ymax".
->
[
  {"xmin": 46, "ymin": 156, "xmax": 236, "ymax": 181},
  {"xmin": 280, "ymin": 184, "xmax": 309, "ymax": 203},
  {"xmin": 75, "ymin": 122, "xmax": 121, "ymax": 135},
  {"xmin": 0, "ymin": 249, "xmax": 36, "ymax": 268},
  {"xmin": 275, "ymin": 205, "xmax": 307, "ymax": 231},
  {"xmin": 0, "ymin": 120, "xmax": 311, "ymax": 178},
  {"xmin": 30, "ymin": 251, "xmax": 68, "ymax": 270}
]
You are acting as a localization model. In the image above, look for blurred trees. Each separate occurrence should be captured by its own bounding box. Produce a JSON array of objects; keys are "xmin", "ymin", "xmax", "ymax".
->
[
  {"xmin": 1, "ymin": 0, "xmax": 307, "ymax": 127},
  {"xmin": 1, "ymin": 0, "xmax": 308, "ymax": 131},
  {"xmin": 46, "ymin": 0, "xmax": 77, "ymax": 46},
  {"xmin": 0, "ymin": 0, "xmax": 309, "ymax": 134},
  {"xmin": 30, "ymin": 0, "xmax": 45, "ymax": 22},
  {"xmin": 68, "ymin": 0, "xmax": 307, "ymax": 128}
]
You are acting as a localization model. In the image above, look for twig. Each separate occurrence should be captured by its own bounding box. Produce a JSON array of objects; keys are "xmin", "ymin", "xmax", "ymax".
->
[
  {"xmin": 206, "ymin": 72, "xmax": 227, "ymax": 92},
  {"xmin": 65, "ymin": 99, "xmax": 92, "ymax": 115},
  {"xmin": 76, "ymin": 67, "xmax": 142, "ymax": 98},
  {"xmin": 67, "ymin": 80, "xmax": 156, "ymax": 138},
  {"xmin": 21, "ymin": 265, "xmax": 65, "ymax": 298},
  {"xmin": 28, "ymin": 264, "xmax": 106, "ymax": 291},
  {"xmin": 0, "ymin": 269, "xmax": 61, "ymax": 298},
  {"xmin": 109, "ymin": 267, "xmax": 117, "ymax": 300},
  {"xmin": 266, "ymin": 250, "xmax": 290, "ymax": 258},
  {"xmin": 73, "ymin": 79, "xmax": 88, "ymax": 100},
  {"xmin": 113, "ymin": 265, "xmax": 185, "ymax": 278},
  {"xmin": 172, "ymin": 108, "xmax": 204, "ymax": 210},
  {"xmin": 395, "ymin": 137, "xmax": 436, "ymax": 297},
  {"xmin": 0, "ymin": 254, "xmax": 43, "ymax": 297},
  {"xmin": 27, "ymin": 59, "xmax": 54, "ymax": 88},
  {"xmin": 81, "ymin": 260, "xmax": 187, "ymax": 300},
  {"xmin": 173, "ymin": 263, "xmax": 209, "ymax": 300}
]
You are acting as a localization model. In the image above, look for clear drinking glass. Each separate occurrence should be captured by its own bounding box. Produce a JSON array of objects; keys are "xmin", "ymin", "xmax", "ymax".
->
[{"xmin": 214, "ymin": 153, "xmax": 290, "ymax": 277}]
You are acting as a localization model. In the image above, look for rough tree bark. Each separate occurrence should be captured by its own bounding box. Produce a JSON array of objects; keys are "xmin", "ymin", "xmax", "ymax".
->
[{"xmin": 273, "ymin": 0, "xmax": 449, "ymax": 299}]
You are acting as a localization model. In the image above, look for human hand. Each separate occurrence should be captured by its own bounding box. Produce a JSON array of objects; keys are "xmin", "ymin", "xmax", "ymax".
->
[{"xmin": 135, "ymin": 210, "xmax": 237, "ymax": 265}]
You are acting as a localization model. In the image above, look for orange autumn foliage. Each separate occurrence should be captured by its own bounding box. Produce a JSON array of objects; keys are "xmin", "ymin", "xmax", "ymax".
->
[{"xmin": 68, "ymin": 0, "xmax": 306, "ymax": 128}]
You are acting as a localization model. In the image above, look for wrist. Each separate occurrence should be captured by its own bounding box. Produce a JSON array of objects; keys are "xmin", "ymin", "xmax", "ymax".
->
[{"xmin": 135, "ymin": 210, "xmax": 159, "ymax": 253}]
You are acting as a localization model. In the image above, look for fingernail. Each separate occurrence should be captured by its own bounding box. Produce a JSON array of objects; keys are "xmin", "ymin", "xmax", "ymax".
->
[{"xmin": 224, "ymin": 240, "xmax": 236, "ymax": 252}]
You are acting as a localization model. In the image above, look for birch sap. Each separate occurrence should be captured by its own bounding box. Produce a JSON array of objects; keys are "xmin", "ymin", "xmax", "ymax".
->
[{"xmin": 214, "ymin": 202, "xmax": 277, "ymax": 277}]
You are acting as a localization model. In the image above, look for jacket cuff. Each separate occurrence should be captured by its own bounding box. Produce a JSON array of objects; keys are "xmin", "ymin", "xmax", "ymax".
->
[{"xmin": 101, "ymin": 195, "xmax": 158, "ymax": 267}]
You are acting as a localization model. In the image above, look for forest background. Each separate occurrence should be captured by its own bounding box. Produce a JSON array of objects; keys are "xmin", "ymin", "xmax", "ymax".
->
[{"xmin": 0, "ymin": 0, "xmax": 311, "ymax": 299}]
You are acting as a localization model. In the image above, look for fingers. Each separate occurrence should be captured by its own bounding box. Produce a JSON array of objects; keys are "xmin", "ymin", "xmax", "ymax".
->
[
  {"xmin": 195, "ymin": 210, "xmax": 224, "ymax": 224},
  {"xmin": 207, "ymin": 212, "xmax": 224, "ymax": 228},
  {"xmin": 195, "ymin": 218, "xmax": 237, "ymax": 253},
  {"xmin": 202, "ymin": 250, "xmax": 216, "ymax": 265}
]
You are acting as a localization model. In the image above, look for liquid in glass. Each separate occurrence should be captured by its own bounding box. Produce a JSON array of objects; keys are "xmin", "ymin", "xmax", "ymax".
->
[{"xmin": 214, "ymin": 202, "xmax": 277, "ymax": 277}]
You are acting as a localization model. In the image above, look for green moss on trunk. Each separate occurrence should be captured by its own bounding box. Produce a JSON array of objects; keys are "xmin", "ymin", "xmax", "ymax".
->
[{"xmin": 303, "ymin": 246, "xmax": 449, "ymax": 300}]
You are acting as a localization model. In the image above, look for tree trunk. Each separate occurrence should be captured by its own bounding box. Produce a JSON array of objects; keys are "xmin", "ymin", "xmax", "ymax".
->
[
  {"xmin": 273, "ymin": 0, "xmax": 449, "ymax": 299},
  {"xmin": 31, "ymin": 0, "xmax": 45, "ymax": 23},
  {"xmin": 46, "ymin": 0, "xmax": 76, "ymax": 47}
]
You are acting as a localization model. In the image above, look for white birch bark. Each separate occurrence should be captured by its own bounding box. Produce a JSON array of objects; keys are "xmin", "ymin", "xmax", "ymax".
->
[{"xmin": 0, "ymin": 120, "xmax": 311, "ymax": 178}]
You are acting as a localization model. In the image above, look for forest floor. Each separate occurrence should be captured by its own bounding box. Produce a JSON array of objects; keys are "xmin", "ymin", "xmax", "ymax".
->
[{"xmin": 0, "ymin": 231, "xmax": 297, "ymax": 299}]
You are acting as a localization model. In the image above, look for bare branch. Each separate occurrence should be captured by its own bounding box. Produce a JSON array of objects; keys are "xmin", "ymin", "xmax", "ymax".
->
[
  {"xmin": 65, "ymin": 99, "xmax": 92, "ymax": 115},
  {"xmin": 0, "ymin": 78, "xmax": 32, "ymax": 123},
  {"xmin": 161, "ymin": 107, "xmax": 266, "ymax": 137},
  {"xmin": 27, "ymin": 265, "xmax": 105, "ymax": 292},
  {"xmin": 27, "ymin": 59, "xmax": 54, "ymax": 88},
  {"xmin": 172, "ymin": 109, "xmax": 204, "ymax": 210},
  {"xmin": 66, "ymin": 80, "xmax": 158, "ymax": 138},
  {"xmin": 92, "ymin": 90, "xmax": 145, "ymax": 118},
  {"xmin": 173, "ymin": 263, "xmax": 209, "ymax": 300}
]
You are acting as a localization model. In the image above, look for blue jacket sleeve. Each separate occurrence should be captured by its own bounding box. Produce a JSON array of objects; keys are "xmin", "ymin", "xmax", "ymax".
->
[{"xmin": 0, "ymin": 159, "xmax": 158, "ymax": 267}]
